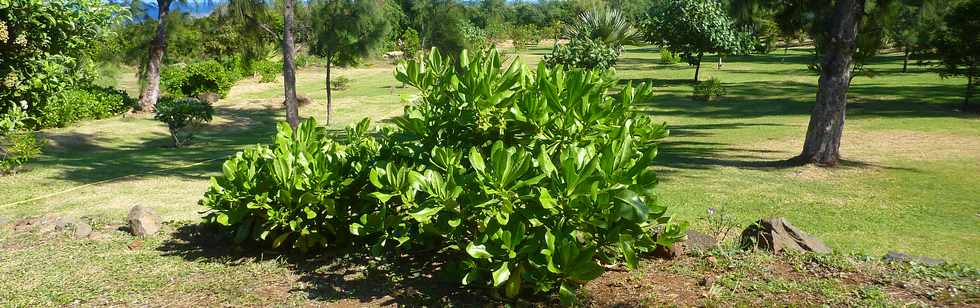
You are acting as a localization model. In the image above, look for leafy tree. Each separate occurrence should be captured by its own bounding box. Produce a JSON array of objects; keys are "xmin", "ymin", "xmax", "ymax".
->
[
  {"xmin": 884, "ymin": 0, "xmax": 949, "ymax": 73},
  {"xmin": 645, "ymin": 0, "xmax": 748, "ymax": 81},
  {"xmin": 0, "ymin": 0, "xmax": 122, "ymax": 119},
  {"xmin": 310, "ymin": 0, "xmax": 389, "ymax": 125},
  {"xmin": 931, "ymin": 0, "xmax": 979, "ymax": 110}
]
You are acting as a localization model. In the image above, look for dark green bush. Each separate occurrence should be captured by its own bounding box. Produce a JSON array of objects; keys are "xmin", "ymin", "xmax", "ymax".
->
[
  {"xmin": 692, "ymin": 77, "xmax": 727, "ymax": 101},
  {"xmin": 161, "ymin": 60, "xmax": 236, "ymax": 98},
  {"xmin": 330, "ymin": 76, "xmax": 351, "ymax": 91},
  {"xmin": 201, "ymin": 49, "xmax": 685, "ymax": 304},
  {"xmin": 544, "ymin": 38, "xmax": 620, "ymax": 70},
  {"xmin": 154, "ymin": 97, "xmax": 214, "ymax": 147},
  {"xmin": 37, "ymin": 86, "xmax": 135, "ymax": 128}
]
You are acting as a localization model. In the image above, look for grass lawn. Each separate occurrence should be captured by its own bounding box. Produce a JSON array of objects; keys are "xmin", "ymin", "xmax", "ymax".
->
[{"xmin": 0, "ymin": 45, "xmax": 977, "ymax": 305}]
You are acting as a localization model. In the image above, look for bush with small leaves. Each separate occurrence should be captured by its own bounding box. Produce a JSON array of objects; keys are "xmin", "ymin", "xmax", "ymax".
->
[
  {"xmin": 161, "ymin": 60, "xmax": 237, "ymax": 98},
  {"xmin": 331, "ymin": 76, "xmax": 351, "ymax": 91},
  {"xmin": 154, "ymin": 98, "xmax": 214, "ymax": 147},
  {"xmin": 692, "ymin": 77, "xmax": 726, "ymax": 102},
  {"xmin": 254, "ymin": 60, "xmax": 282, "ymax": 83},
  {"xmin": 37, "ymin": 86, "xmax": 135, "ymax": 128},
  {"xmin": 544, "ymin": 38, "xmax": 620, "ymax": 70}
]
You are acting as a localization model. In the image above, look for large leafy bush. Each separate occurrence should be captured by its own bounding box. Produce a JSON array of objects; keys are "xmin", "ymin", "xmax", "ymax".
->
[
  {"xmin": 0, "ymin": 0, "xmax": 122, "ymax": 121},
  {"xmin": 37, "ymin": 86, "xmax": 135, "ymax": 128},
  {"xmin": 201, "ymin": 49, "xmax": 684, "ymax": 303},
  {"xmin": 161, "ymin": 60, "xmax": 237, "ymax": 98},
  {"xmin": 544, "ymin": 38, "xmax": 620, "ymax": 71}
]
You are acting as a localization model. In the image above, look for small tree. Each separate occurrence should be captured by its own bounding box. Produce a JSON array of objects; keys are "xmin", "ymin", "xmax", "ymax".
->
[
  {"xmin": 310, "ymin": 0, "xmax": 388, "ymax": 125},
  {"xmin": 931, "ymin": 0, "xmax": 979, "ymax": 110},
  {"xmin": 645, "ymin": 0, "xmax": 747, "ymax": 81}
]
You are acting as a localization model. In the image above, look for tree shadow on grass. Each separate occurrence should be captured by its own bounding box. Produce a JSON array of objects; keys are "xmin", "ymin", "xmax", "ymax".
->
[
  {"xmin": 157, "ymin": 223, "xmax": 508, "ymax": 306},
  {"xmin": 27, "ymin": 104, "xmax": 285, "ymax": 185}
]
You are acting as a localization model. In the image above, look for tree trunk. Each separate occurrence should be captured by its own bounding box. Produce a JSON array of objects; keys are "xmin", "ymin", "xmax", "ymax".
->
[
  {"xmin": 717, "ymin": 55, "xmax": 723, "ymax": 69},
  {"xmin": 796, "ymin": 0, "xmax": 865, "ymax": 166},
  {"xmin": 137, "ymin": 0, "xmax": 172, "ymax": 113},
  {"xmin": 282, "ymin": 0, "xmax": 300, "ymax": 131},
  {"xmin": 694, "ymin": 52, "xmax": 703, "ymax": 81},
  {"xmin": 325, "ymin": 53, "xmax": 333, "ymax": 126},
  {"xmin": 902, "ymin": 47, "xmax": 909, "ymax": 73}
]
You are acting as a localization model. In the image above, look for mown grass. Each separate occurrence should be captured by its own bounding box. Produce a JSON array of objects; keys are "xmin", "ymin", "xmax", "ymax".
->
[{"xmin": 0, "ymin": 45, "xmax": 977, "ymax": 305}]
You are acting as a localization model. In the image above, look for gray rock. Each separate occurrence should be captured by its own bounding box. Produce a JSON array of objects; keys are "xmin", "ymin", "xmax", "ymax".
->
[
  {"xmin": 883, "ymin": 251, "xmax": 945, "ymax": 266},
  {"xmin": 196, "ymin": 92, "xmax": 219, "ymax": 104},
  {"xmin": 684, "ymin": 230, "xmax": 718, "ymax": 253},
  {"xmin": 739, "ymin": 217, "xmax": 832, "ymax": 254},
  {"xmin": 55, "ymin": 217, "xmax": 92, "ymax": 239},
  {"xmin": 128, "ymin": 206, "xmax": 161, "ymax": 236}
]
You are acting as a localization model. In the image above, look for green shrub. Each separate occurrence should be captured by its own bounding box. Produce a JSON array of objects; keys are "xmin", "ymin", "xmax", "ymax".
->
[
  {"xmin": 201, "ymin": 49, "xmax": 685, "ymax": 304},
  {"xmin": 0, "ymin": 131, "xmax": 41, "ymax": 174},
  {"xmin": 161, "ymin": 60, "xmax": 236, "ymax": 98},
  {"xmin": 154, "ymin": 97, "xmax": 214, "ymax": 147},
  {"xmin": 330, "ymin": 76, "xmax": 351, "ymax": 91},
  {"xmin": 544, "ymin": 38, "xmax": 620, "ymax": 70},
  {"xmin": 399, "ymin": 28, "xmax": 421, "ymax": 58},
  {"xmin": 201, "ymin": 118, "xmax": 380, "ymax": 250},
  {"xmin": 254, "ymin": 60, "xmax": 282, "ymax": 83},
  {"xmin": 660, "ymin": 47, "xmax": 682, "ymax": 64},
  {"xmin": 37, "ymin": 86, "xmax": 135, "ymax": 128},
  {"xmin": 692, "ymin": 77, "xmax": 727, "ymax": 101},
  {"xmin": 0, "ymin": 108, "xmax": 40, "ymax": 174}
]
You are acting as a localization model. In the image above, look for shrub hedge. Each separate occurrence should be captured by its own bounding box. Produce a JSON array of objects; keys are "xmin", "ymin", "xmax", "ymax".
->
[{"xmin": 162, "ymin": 60, "xmax": 236, "ymax": 98}]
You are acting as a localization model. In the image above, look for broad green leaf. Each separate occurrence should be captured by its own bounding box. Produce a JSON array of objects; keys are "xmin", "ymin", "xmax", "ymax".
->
[
  {"xmin": 466, "ymin": 242, "xmax": 492, "ymax": 259},
  {"xmin": 492, "ymin": 262, "xmax": 511, "ymax": 288}
]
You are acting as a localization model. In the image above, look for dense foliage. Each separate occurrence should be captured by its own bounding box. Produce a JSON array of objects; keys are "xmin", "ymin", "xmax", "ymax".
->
[
  {"xmin": 645, "ymin": 0, "xmax": 748, "ymax": 80},
  {"xmin": 545, "ymin": 8, "xmax": 636, "ymax": 70},
  {"xmin": 37, "ymin": 86, "xmax": 135, "ymax": 128},
  {"xmin": 201, "ymin": 49, "xmax": 684, "ymax": 303},
  {"xmin": 154, "ymin": 97, "xmax": 214, "ymax": 147},
  {"xmin": 931, "ymin": 0, "xmax": 978, "ymax": 108},
  {"xmin": 0, "ymin": 0, "xmax": 123, "ymax": 120},
  {"xmin": 161, "ymin": 60, "xmax": 237, "ymax": 98}
]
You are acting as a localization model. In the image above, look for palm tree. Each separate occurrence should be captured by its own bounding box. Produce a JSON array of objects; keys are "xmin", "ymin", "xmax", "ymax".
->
[{"xmin": 564, "ymin": 8, "xmax": 640, "ymax": 48}]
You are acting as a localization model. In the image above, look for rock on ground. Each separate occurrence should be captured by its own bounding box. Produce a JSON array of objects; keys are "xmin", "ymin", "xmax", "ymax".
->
[
  {"xmin": 196, "ymin": 92, "xmax": 219, "ymax": 104},
  {"xmin": 684, "ymin": 230, "xmax": 718, "ymax": 253},
  {"xmin": 739, "ymin": 217, "xmax": 832, "ymax": 254},
  {"xmin": 54, "ymin": 217, "xmax": 93, "ymax": 239},
  {"xmin": 883, "ymin": 251, "xmax": 945, "ymax": 266},
  {"xmin": 128, "ymin": 205, "xmax": 161, "ymax": 236}
]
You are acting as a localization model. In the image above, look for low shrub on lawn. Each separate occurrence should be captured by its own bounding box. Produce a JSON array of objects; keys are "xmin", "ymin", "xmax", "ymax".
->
[
  {"xmin": 154, "ymin": 97, "xmax": 214, "ymax": 147},
  {"xmin": 201, "ymin": 49, "xmax": 685, "ymax": 304},
  {"xmin": 37, "ymin": 86, "xmax": 135, "ymax": 128},
  {"xmin": 693, "ymin": 77, "xmax": 727, "ymax": 102}
]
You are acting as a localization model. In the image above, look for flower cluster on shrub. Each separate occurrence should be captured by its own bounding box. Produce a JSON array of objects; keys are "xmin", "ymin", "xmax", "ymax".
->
[
  {"xmin": 161, "ymin": 60, "xmax": 236, "ymax": 98},
  {"xmin": 200, "ymin": 49, "xmax": 685, "ymax": 304}
]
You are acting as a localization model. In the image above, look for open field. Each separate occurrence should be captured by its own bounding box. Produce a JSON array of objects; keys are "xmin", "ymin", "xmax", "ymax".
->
[{"xmin": 1, "ymin": 46, "xmax": 977, "ymax": 305}]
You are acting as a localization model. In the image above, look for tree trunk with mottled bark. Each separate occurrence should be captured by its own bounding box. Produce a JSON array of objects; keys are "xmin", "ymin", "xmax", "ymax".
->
[
  {"xmin": 796, "ymin": 0, "xmax": 865, "ymax": 166},
  {"xmin": 137, "ymin": 0, "xmax": 172, "ymax": 112},
  {"xmin": 282, "ymin": 0, "xmax": 300, "ymax": 130}
]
